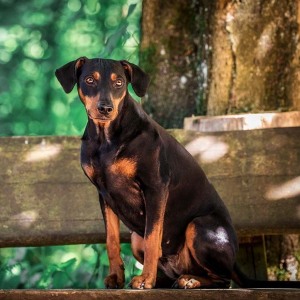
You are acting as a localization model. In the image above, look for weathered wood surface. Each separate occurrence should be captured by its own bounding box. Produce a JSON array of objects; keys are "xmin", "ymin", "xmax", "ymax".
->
[
  {"xmin": 184, "ymin": 111, "xmax": 300, "ymax": 132},
  {"xmin": 0, "ymin": 289, "xmax": 299, "ymax": 300},
  {"xmin": 0, "ymin": 127, "xmax": 299, "ymax": 247}
]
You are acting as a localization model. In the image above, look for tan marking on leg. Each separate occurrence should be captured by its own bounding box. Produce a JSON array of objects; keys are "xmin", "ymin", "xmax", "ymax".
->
[
  {"xmin": 104, "ymin": 204, "xmax": 124, "ymax": 288},
  {"xmin": 177, "ymin": 243, "xmax": 192, "ymax": 272},
  {"xmin": 176, "ymin": 222, "xmax": 231, "ymax": 289},
  {"xmin": 130, "ymin": 222, "xmax": 163, "ymax": 289},
  {"xmin": 131, "ymin": 232, "xmax": 144, "ymax": 264},
  {"xmin": 185, "ymin": 222, "xmax": 199, "ymax": 265},
  {"xmin": 130, "ymin": 188, "xmax": 168, "ymax": 289}
]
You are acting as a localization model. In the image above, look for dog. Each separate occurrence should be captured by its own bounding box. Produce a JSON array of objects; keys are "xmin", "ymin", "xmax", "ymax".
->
[{"xmin": 55, "ymin": 57, "xmax": 299, "ymax": 289}]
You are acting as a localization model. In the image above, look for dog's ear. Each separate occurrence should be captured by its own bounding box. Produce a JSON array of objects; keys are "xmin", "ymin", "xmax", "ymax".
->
[
  {"xmin": 55, "ymin": 57, "xmax": 87, "ymax": 93},
  {"xmin": 120, "ymin": 61, "xmax": 150, "ymax": 97}
]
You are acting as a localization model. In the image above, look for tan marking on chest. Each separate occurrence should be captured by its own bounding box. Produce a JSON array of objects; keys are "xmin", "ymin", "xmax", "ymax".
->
[{"xmin": 110, "ymin": 158, "xmax": 137, "ymax": 178}]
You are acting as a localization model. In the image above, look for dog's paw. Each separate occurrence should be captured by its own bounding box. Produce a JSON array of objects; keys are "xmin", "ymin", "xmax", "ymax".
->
[
  {"xmin": 129, "ymin": 274, "xmax": 155, "ymax": 289},
  {"xmin": 174, "ymin": 275, "xmax": 201, "ymax": 289},
  {"xmin": 104, "ymin": 273, "xmax": 124, "ymax": 289}
]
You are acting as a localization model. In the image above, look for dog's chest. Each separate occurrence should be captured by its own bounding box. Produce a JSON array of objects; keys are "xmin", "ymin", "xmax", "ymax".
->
[
  {"xmin": 81, "ymin": 144, "xmax": 146, "ymax": 228},
  {"xmin": 82, "ymin": 147, "xmax": 137, "ymax": 187}
]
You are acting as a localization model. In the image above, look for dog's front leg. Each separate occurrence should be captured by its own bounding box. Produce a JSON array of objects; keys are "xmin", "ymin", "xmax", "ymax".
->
[
  {"xmin": 130, "ymin": 188, "xmax": 168, "ymax": 289},
  {"xmin": 100, "ymin": 197, "xmax": 125, "ymax": 288}
]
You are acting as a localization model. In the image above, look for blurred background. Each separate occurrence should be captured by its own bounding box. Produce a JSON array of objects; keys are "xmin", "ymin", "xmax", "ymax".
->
[
  {"xmin": 0, "ymin": 0, "xmax": 142, "ymax": 288},
  {"xmin": 0, "ymin": 0, "xmax": 141, "ymax": 137},
  {"xmin": 1, "ymin": 0, "xmax": 299, "ymax": 289}
]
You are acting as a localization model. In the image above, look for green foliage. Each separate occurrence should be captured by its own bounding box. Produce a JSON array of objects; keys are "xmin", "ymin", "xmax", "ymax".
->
[
  {"xmin": 0, "ymin": 0, "xmax": 143, "ymax": 288},
  {"xmin": 0, "ymin": 0, "xmax": 142, "ymax": 136},
  {"xmin": 0, "ymin": 244, "xmax": 142, "ymax": 288}
]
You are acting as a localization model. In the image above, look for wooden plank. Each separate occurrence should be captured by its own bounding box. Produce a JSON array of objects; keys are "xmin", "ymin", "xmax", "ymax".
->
[
  {"xmin": 184, "ymin": 111, "xmax": 300, "ymax": 132},
  {"xmin": 0, "ymin": 136, "xmax": 129, "ymax": 247},
  {"xmin": 0, "ymin": 289, "xmax": 299, "ymax": 300},
  {"xmin": 0, "ymin": 128, "xmax": 300, "ymax": 247},
  {"xmin": 174, "ymin": 128, "xmax": 300, "ymax": 236}
]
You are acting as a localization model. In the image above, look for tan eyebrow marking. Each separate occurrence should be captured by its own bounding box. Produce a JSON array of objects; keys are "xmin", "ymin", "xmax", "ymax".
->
[
  {"xmin": 93, "ymin": 71, "xmax": 100, "ymax": 80},
  {"xmin": 111, "ymin": 73, "xmax": 117, "ymax": 81}
]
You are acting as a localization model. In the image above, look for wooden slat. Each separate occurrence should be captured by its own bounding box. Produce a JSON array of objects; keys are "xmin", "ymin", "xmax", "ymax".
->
[
  {"xmin": 184, "ymin": 111, "xmax": 300, "ymax": 132},
  {"xmin": 0, "ymin": 289, "xmax": 299, "ymax": 300},
  {"xmin": 0, "ymin": 128, "xmax": 299, "ymax": 247}
]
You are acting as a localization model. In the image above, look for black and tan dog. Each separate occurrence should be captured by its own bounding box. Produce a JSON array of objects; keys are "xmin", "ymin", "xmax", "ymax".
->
[{"xmin": 55, "ymin": 58, "xmax": 298, "ymax": 289}]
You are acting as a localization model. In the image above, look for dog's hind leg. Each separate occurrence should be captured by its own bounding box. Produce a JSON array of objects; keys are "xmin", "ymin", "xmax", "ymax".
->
[{"xmin": 174, "ymin": 216, "xmax": 237, "ymax": 289}]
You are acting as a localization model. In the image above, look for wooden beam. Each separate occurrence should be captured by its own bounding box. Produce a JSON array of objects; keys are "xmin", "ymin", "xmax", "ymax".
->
[
  {"xmin": 0, "ymin": 127, "xmax": 299, "ymax": 247},
  {"xmin": 184, "ymin": 111, "xmax": 300, "ymax": 132},
  {"xmin": 0, "ymin": 289, "xmax": 299, "ymax": 300}
]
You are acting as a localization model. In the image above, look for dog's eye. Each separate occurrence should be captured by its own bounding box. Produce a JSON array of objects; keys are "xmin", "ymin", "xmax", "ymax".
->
[
  {"xmin": 85, "ymin": 76, "xmax": 95, "ymax": 85},
  {"xmin": 114, "ymin": 79, "xmax": 124, "ymax": 88}
]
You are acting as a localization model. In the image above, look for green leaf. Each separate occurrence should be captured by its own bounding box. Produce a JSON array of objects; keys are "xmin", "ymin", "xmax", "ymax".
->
[
  {"xmin": 127, "ymin": 3, "xmax": 137, "ymax": 17},
  {"xmin": 52, "ymin": 271, "xmax": 72, "ymax": 288},
  {"xmin": 36, "ymin": 265, "xmax": 57, "ymax": 289},
  {"xmin": 57, "ymin": 258, "xmax": 77, "ymax": 271}
]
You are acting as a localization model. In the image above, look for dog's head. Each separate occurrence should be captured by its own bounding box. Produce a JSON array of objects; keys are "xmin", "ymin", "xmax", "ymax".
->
[{"xmin": 55, "ymin": 57, "xmax": 150, "ymax": 124}]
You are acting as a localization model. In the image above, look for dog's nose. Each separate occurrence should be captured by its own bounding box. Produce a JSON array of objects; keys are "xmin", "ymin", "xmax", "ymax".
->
[{"xmin": 98, "ymin": 104, "xmax": 113, "ymax": 114}]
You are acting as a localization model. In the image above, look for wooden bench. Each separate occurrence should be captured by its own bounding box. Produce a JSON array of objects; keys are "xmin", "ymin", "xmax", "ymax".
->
[{"xmin": 1, "ymin": 127, "xmax": 300, "ymax": 299}]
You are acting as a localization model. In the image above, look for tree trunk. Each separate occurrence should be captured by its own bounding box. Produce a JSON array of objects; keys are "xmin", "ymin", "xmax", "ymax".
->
[
  {"xmin": 140, "ymin": 0, "xmax": 300, "ymax": 125},
  {"xmin": 139, "ymin": 0, "xmax": 205, "ymax": 128},
  {"xmin": 207, "ymin": 0, "xmax": 300, "ymax": 115}
]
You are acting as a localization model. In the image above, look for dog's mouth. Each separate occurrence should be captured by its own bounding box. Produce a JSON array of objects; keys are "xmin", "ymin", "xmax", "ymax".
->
[{"xmin": 88, "ymin": 113, "xmax": 111, "ymax": 122}]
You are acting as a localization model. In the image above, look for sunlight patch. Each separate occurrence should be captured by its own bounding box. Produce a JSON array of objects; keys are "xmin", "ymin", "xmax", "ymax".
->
[
  {"xmin": 11, "ymin": 210, "xmax": 38, "ymax": 229},
  {"xmin": 25, "ymin": 141, "xmax": 62, "ymax": 163},
  {"xmin": 265, "ymin": 176, "xmax": 300, "ymax": 201},
  {"xmin": 185, "ymin": 136, "xmax": 229, "ymax": 163},
  {"xmin": 206, "ymin": 227, "xmax": 229, "ymax": 247}
]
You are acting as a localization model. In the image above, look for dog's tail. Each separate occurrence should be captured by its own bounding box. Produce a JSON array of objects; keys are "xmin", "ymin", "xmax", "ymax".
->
[{"xmin": 232, "ymin": 263, "xmax": 300, "ymax": 288}]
